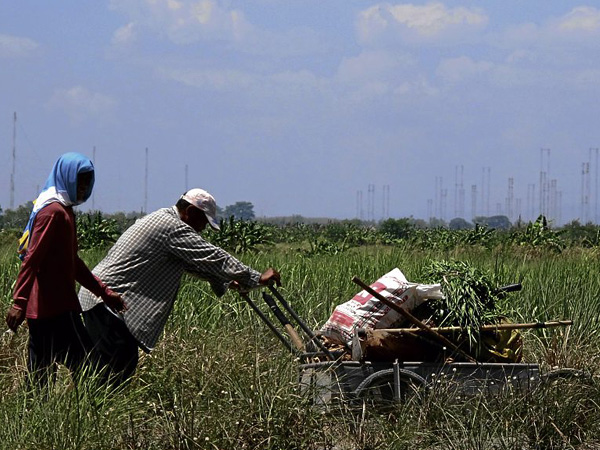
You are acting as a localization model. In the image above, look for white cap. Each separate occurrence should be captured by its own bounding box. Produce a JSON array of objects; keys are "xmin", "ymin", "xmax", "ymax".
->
[{"xmin": 181, "ymin": 188, "xmax": 220, "ymax": 230}]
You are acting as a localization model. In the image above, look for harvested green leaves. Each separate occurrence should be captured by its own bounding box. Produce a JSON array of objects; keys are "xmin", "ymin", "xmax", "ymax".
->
[{"xmin": 423, "ymin": 260, "xmax": 500, "ymax": 349}]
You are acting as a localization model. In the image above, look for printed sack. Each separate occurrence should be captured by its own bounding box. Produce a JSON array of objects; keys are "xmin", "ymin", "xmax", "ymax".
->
[{"xmin": 320, "ymin": 268, "xmax": 442, "ymax": 345}]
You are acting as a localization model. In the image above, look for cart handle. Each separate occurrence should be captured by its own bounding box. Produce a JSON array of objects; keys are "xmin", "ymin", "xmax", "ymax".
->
[{"xmin": 494, "ymin": 283, "xmax": 522, "ymax": 295}]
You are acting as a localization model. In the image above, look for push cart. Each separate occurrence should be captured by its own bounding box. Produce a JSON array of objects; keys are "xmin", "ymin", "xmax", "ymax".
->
[{"xmin": 241, "ymin": 283, "xmax": 585, "ymax": 407}]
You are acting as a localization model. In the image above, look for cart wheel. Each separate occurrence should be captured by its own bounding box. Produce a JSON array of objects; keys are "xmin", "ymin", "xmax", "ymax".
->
[{"xmin": 354, "ymin": 368, "xmax": 427, "ymax": 406}]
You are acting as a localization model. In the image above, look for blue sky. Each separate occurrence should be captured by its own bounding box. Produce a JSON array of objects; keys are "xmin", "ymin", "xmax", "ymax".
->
[{"xmin": 1, "ymin": 1, "xmax": 600, "ymax": 225}]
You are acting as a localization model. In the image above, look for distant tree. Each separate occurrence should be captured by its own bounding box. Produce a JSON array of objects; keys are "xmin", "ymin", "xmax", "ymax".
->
[
  {"xmin": 560, "ymin": 219, "xmax": 600, "ymax": 246},
  {"xmin": 428, "ymin": 217, "xmax": 447, "ymax": 228},
  {"xmin": 379, "ymin": 218, "xmax": 415, "ymax": 239},
  {"xmin": 449, "ymin": 217, "xmax": 473, "ymax": 230},
  {"xmin": 323, "ymin": 221, "xmax": 351, "ymax": 242},
  {"xmin": 289, "ymin": 214, "xmax": 305, "ymax": 224},
  {"xmin": 0, "ymin": 201, "xmax": 34, "ymax": 231},
  {"xmin": 473, "ymin": 215, "xmax": 511, "ymax": 230},
  {"xmin": 223, "ymin": 201, "xmax": 255, "ymax": 221},
  {"xmin": 410, "ymin": 218, "xmax": 428, "ymax": 229},
  {"xmin": 102, "ymin": 211, "xmax": 144, "ymax": 233},
  {"xmin": 512, "ymin": 215, "xmax": 526, "ymax": 229},
  {"xmin": 488, "ymin": 215, "xmax": 512, "ymax": 230}
]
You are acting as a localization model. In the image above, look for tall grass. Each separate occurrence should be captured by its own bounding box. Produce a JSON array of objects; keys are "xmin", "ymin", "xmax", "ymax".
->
[{"xmin": 1, "ymin": 242, "xmax": 600, "ymax": 448}]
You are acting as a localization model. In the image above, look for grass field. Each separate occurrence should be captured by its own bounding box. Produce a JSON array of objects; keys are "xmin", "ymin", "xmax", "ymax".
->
[{"xmin": 1, "ymin": 242, "xmax": 600, "ymax": 449}]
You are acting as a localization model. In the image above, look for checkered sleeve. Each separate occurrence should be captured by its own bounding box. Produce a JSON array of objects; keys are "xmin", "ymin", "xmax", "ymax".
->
[{"xmin": 167, "ymin": 224, "xmax": 261, "ymax": 295}]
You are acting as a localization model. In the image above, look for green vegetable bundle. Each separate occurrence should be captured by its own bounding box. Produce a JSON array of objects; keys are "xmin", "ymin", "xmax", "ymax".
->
[{"xmin": 423, "ymin": 260, "xmax": 501, "ymax": 349}]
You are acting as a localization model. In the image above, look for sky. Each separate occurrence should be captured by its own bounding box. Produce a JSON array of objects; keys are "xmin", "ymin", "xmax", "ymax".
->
[{"xmin": 1, "ymin": 1, "xmax": 600, "ymax": 225}]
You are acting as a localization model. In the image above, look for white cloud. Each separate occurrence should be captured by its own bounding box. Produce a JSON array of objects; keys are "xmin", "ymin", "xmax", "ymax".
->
[
  {"xmin": 501, "ymin": 6, "xmax": 600, "ymax": 50},
  {"xmin": 47, "ymin": 86, "xmax": 118, "ymax": 122},
  {"xmin": 158, "ymin": 66, "xmax": 326, "ymax": 99},
  {"xmin": 337, "ymin": 50, "xmax": 415, "ymax": 85},
  {"xmin": 558, "ymin": 6, "xmax": 600, "ymax": 32},
  {"xmin": 357, "ymin": 2, "xmax": 488, "ymax": 45},
  {"xmin": 0, "ymin": 34, "xmax": 39, "ymax": 58},
  {"xmin": 455, "ymin": 6, "xmax": 600, "ymax": 91},
  {"xmin": 437, "ymin": 56, "xmax": 494, "ymax": 84},
  {"xmin": 335, "ymin": 49, "xmax": 435, "ymax": 101},
  {"xmin": 269, "ymin": 70, "xmax": 322, "ymax": 89},
  {"xmin": 505, "ymin": 49, "xmax": 537, "ymax": 65},
  {"xmin": 158, "ymin": 67, "xmax": 256, "ymax": 90},
  {"xmin": 109, "ymin": 0, "xmax": 328, "ymax": 58},
  {"xmin": 112, "ymin": 22, "xmax": 138, "ymax": 45},
  {"xmin": 109, "ymin": 0, "xmax": 252, "ymax": 45}
]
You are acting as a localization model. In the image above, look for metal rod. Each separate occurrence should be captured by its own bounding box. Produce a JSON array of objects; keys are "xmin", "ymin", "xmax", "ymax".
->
[
  {"xmin": 373, "ymin": 320, "xmax": 573, "ymax": 335},
  {"xmin": 393, "ymin": 360, "xmax": 401, "ymax": 402},
  {"xmin": 268, "ymin": 285, "xmax": 335, "ymax": 360},
  {"xmin": 239, "ymin": 292, "xmax": 296, "ymax": 354},
  {"xmin": 494, "ymin": 283, "xmax": 522, "ymax": 295},
  {"xmin": 262, "ymin": 292, "xmax": 305, "ymax": 351}
]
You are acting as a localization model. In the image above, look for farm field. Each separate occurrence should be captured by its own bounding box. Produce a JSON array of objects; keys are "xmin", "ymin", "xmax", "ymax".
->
[
  {"xmin": 1, "ymin": 235, "xmax": 600, "ymax": 449},
  {"xmin": 5, "ymin": 2, "xmax": 600, "ymax": 449}
]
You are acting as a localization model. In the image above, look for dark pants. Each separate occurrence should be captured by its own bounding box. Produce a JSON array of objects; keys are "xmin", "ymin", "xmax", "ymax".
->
[
  {"xmin": 82, "ymin": 303, "xmax": 139, "ymax": 386},
  {"xmin": 27, "ymin": 311, "xmax": 96, "ymax": 387}
]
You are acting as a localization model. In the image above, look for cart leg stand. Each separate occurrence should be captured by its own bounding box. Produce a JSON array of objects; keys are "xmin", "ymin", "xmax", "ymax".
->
[{"xmin": 393, "ymin": 360, "xmax": 401, "ymax": 402}]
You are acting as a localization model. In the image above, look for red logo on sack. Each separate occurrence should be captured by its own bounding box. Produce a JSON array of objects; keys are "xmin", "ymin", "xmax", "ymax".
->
[{"xmin": 351, "ymin": 281, "xmax": 386, "ymax": 305}]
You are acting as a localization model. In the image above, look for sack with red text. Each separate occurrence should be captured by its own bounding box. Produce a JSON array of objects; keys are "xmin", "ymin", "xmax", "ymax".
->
[{"xmin": 319, "ymin": 268, "xmax": 442, "ymax": 346}]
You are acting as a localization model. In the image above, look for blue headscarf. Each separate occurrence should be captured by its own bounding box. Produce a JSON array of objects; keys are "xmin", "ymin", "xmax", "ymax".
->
[{"xmin": 18, "ymin": 152, "xmax": 95, "ymax": 259}]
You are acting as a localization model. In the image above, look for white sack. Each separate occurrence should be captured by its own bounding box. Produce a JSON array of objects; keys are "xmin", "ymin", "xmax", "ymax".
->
[{"xmin": 320, "ymin": 268, "xmax": 442, "ymax": 346}]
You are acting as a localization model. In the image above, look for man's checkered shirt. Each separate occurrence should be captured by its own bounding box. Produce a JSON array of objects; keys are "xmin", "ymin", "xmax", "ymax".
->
[{"xmin": 79, "ymin": 207, "xmax": 261, "ymax": 351}]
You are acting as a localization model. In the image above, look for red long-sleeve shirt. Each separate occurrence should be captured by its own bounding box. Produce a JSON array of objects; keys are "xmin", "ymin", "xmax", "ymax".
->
[{"xmin": 13, "ymin": 202, "xmax": 111, "ymax": 319}]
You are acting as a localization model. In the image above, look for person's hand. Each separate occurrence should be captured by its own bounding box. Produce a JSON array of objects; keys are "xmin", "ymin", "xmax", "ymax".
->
[
  {"xmin": 229, "ymin": 280, "xmax": 250, "ymax": 294},
  {"xmin": 103, "ymin": 292, "xmax": 128, "ymax": 313},
  {"xmin": 6, "ymin": 305, "xmax": 26, "ymax": 332},
  {"xmin": 259, "ymin": 268, "xmax": 281, "ymax": 287}
]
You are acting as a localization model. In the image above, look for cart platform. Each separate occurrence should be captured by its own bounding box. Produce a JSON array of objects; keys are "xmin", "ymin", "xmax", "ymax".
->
[{"xmin": 299, "ymin": 359, "xmax": 542, "ymax": 405}]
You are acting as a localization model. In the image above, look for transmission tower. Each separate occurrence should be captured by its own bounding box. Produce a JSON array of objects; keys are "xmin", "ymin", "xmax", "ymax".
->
[
  {"xmin": 144, "ymin": 147, "xmax": 148, "ymax": 214},
  {"xmin": 454, "ymin": 165, "xmax": 465, "ymax": 218},
  {"xmin": 185, "ymin": 164, "xmax": 189, "ymax": 192},
  {"xmin": 381, "ymin": 184, "xmax": 390, "ymax": 219},
  {"xmin": 367, "ymin": 184, "xmax": 375, "ymax": 222},
  {"xmin": 581, "ymin": 162, "xmax": 590, "ymax": 222},
  {"xmin": 471, "ymin": 184, "xmax": 477, "ymax": 220},
  {"xmin": 440, "ymin": 188, "xmax": 448, "ymax": 221},
  {"xmin": 10, "ymin": 112, "xmax": 16, "ymax": 209},
  {"xmin": 507, "ymin": 177, "xmax": 514, "ymax": 221},
  {"xmin": 356, "ymin": 190, "xmax": 364, "ymax": 220},
  {"xmin": 591, "ymin": 148, "xmax": 599, "ymax": 223},
  {"xmin": 539, "ymin": 148, "xmax": 550, "ymax": 217}
]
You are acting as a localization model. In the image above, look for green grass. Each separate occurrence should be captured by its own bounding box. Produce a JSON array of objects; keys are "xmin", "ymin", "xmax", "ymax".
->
[{"xmin": 1, "ymin": 243, "xmax": 600, "ymax": 449}]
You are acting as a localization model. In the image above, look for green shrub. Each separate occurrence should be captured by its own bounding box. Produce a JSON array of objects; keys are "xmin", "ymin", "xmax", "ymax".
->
[
  {"xmin": 76, "ymin": 212, "xmax": 121, "ymax": 250},
  {"xmin": 206, "ymin": 216, "xmax": 273, "ymax": 254},
  {"xmin": 511, "ymin": 215, "xmax": 565, "ymax": 252}
]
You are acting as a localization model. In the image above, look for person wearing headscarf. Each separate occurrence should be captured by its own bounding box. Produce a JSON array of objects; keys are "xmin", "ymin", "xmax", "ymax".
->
[{"xmin": 6, "ymin": 152, "xmax": 127, "ymax": 385}]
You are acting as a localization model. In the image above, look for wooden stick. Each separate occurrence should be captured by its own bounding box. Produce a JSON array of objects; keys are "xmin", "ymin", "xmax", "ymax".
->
[
  {"xmin": 268, "ymin": 285, "xmax": 336, "ymax": 360},
  {"xmin": 352, "ymin": 276, "xmax": 477, "ymax": 363},
  {"xmin": 239, "ymin": 292, "xmax": 298, "ymax": 354},
  {"xmin": 262, "ymin": 292, "xmax": 305, "ymax": 351},
  {"xmin": 373, "ymin": 320, "xmax": 574, "ymax": 335}
]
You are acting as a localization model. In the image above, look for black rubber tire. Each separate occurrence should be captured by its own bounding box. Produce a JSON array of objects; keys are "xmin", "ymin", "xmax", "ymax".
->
[{"xmin": 354, "ymin": 368, "xmax": 427, "ymax": 405}]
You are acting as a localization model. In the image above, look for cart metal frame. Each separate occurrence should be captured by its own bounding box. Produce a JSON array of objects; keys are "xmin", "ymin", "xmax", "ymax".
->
[
  {"xmin": 298, "ymin": 359, "xmax": 542, "ymax": 406},
  {"xmin": 242, "ymin": 286, "xmax": 585, "ymax": 407}
]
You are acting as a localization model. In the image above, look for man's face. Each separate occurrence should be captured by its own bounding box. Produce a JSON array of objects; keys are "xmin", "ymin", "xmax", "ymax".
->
[
  {"xmin": 184, "ymin": 205, "xmax": 209, "ymax": 232},
  {"xmin": 77, "ymin": 171, "xmax": 93, "ymax": 202}
]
